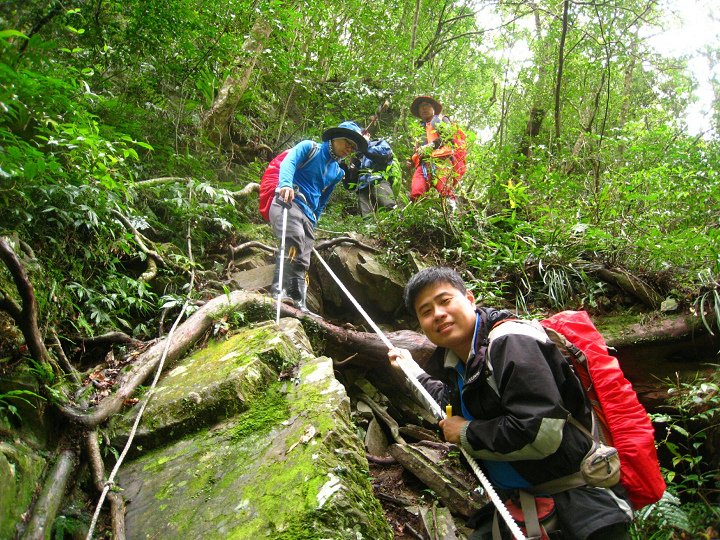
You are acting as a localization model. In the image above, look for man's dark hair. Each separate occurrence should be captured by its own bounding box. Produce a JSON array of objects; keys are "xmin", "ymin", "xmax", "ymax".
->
[{"xmin": 404, "ymin": 267, "xmax": 467, "ymax": 316}]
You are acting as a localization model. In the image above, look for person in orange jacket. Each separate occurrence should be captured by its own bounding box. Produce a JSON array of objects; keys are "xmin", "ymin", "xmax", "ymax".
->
[{"xmin": 409, "ymin": 95, "xmax": 463, "ymax": 204}]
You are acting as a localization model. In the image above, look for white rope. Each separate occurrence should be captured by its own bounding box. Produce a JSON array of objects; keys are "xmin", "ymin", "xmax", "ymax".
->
[
  {"xmin": 313, "ymin": 248, "xmax": 526, "ymax": 540},
  {"xmin": 86, "ymin": 219, "xmax": 197, "ymax": 540}
]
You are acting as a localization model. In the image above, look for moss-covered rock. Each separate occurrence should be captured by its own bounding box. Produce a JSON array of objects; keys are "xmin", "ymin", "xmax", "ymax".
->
[
  {"xmin": 118, "ymin": 354, "xmax": 392, "ymax": 539},
  {"xmin": 0, "ymin": 365, "xmax": 52, "ymax": 447},
  {"xmin": 0, "ymin": 439, "xmax": 47, "ymax": 539},
  {"xmin": 111, "ymin": 320, "xmax": 305, "ymax": 451}
]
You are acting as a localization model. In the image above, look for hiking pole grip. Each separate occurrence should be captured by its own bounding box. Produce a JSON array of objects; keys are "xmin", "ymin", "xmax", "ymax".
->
[{"xmin": 275, "ymin": 191, "xmax": 292, "ymax": 210}]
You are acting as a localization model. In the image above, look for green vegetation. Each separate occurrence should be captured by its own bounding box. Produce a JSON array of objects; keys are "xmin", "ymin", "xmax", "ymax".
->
[{"xmin": 635, "ymin": 371, "xmax": 720, "ymax": 538}]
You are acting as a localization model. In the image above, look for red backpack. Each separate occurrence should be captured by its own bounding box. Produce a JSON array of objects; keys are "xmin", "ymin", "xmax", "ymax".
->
[
  {"xmin": 258, "ymin": 143, "xmax": 319, "ymax": 222},
  {"xmin": 540, "ymin": 311, "xmax": 666, "ymax": 510}
]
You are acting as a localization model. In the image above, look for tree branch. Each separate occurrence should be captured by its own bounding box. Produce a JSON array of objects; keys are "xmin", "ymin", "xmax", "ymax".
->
[
  {"xmin": 229, "ymin": 240, "xmax": 276, "ymax": 257},
  {"xmin": 110, "ymin": 210, "xmax": 165, "ymax": 267},
  {"xmin": 134, "ymin": 177, "xmax": 192, "ymax": 187},
  {"xmin": 0, "ymin": 237, "xmax": 53, "ymax": 364},
  {"xmin": 49, "ymin": 330, "xmax": 82, "ymax": 386},
  {"xmin": 315, "ymin": 237, "xmax": 380, "ymax": 253}
]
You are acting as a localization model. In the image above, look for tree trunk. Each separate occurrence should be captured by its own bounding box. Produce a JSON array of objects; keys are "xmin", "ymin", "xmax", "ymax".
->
[
  {"xmin": 554, "ymin": 0, "xmax": 570, "ymax": 140},
  {"xmin": 202, "ymin": 17, "xmax": 272, "ymax": 147},
  {"xmin": 594, "ymin": 267, "xmax": 663, "ymax": 309}
]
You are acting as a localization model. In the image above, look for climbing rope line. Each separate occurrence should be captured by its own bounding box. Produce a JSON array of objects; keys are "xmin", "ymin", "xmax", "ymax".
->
[{"xmin": 86, "ymin": 212, "xmax": 197, "ymax": 540}]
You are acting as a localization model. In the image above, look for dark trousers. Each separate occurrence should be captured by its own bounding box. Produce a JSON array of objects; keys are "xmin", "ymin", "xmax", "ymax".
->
[{"xmin": 357, "ymin": 180, "xmax": 396, "ymax": 217}]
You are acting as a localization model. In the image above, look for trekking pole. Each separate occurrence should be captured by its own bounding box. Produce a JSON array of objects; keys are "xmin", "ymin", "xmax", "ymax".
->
[
  {"xmin": 311, "ymin": 248, "xmax": 526, "ymax": 540},
  {"xmin": 362, "ymin": 100, "xmax": 390, "ymax": 136},
  {"xmin": 275, "ymin": 196, "xmax": 291, "ymax": 325}
]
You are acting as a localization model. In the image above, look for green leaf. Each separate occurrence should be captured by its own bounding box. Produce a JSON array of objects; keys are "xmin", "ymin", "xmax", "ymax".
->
[{"xmin": 0, "ymin": 29, "xmax": 29, "ymax": 40}]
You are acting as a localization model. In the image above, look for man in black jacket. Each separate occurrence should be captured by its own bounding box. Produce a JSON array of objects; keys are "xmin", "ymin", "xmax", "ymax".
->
[{"xmin": 388, "ymin": 267, "xmax": 633, "ymax": 539}]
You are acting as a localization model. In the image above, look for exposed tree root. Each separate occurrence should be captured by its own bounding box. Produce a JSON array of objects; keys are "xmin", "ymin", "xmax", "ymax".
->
[
  {"xmin": 59, "ymin": 290, "xmax": 272, "ymax": 428},
  {"xmin": 85, "ymin": 431, "xmax": 126, "ymax": 540},
  {"xmin": 20, "ymin": 440, "xmax": 77, "ymax": 540},
  {"xmin": 230, "ymin": 182, "xmax": 260, "ymax": 197}
]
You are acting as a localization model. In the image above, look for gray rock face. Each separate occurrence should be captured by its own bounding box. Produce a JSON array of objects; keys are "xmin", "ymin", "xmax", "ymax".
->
[
  {"xmin": 315, "ymin": 243, "xmax": 406, "ymax": 320},
  {"xmin": 115, "ymin": 320, "xmax": 392, "ymax": 539}
]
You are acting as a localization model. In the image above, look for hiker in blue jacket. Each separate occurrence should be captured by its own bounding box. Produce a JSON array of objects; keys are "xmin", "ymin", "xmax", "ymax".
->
[
  {"xmin": 343, "ymin": 136, "xmax": 398, "ymax": 217},
  {"xmin": 269, "ymin": 121, "xmax": 367, "ymax": 312},
  {"xmin": 387, "ymin": 267, "xmax": 633, "ymax": 539}
]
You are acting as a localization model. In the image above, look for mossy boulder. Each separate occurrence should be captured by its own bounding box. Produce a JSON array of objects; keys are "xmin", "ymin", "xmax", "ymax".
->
[
  {"xmin": 118, "ymin": 354, "xmax": 392, "ymax": 539},
  {"xmin": 111, "ymin": 319, "xmax": 308, "ymax": 452},
  {"xmin": 0, "ymin": 439, "xmax": 47, "ymax": 539},
  {"xmin": 0, "ymin": 365, "xmax": 53, "ymax": 447}
]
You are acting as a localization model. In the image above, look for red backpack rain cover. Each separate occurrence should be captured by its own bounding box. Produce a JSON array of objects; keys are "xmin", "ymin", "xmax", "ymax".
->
[
  {"xmin": 258, "ymin": 150, "xmax": 290, "ymax": 222},
  {"xmin": 541, "ymin": 311, "xmax": 666, "ymax": 510}
]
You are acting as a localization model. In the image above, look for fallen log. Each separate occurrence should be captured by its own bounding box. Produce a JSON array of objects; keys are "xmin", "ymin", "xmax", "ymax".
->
[{"xmin": 388, "ymin": 442, "xmax": 485, "ymax": 519}]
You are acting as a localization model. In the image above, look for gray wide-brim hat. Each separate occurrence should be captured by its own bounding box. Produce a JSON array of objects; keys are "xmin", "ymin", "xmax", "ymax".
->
[
  {"xmin": 321, "ymin": 121, "xmax": 368, "ymax": 153},
  {"xmin": 410, "ymin": 95, "xmax": 443, "ymax": 117}
]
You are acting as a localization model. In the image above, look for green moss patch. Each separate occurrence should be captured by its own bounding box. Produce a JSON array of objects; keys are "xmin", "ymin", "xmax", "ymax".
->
[
  {"xmin": 118, "ymin": 355, "xmax": 391, "ymax": 540},
  {"xmin": 0, "ymin": 440, "xmax": 47, "ymax": 539},
  {"xmin": 229, "ymin": 383, "xmax": 289, "ymax": 440},
  {"xmin": 111, "ymin": 324, "xmax": 303, "ymax": 450}
]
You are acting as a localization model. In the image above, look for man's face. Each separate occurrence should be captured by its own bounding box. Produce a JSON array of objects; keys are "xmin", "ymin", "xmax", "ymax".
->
[
  {"xmin": 413, "ymin": 281, "xmax": 476, "ymax": 355},
  {"xmin": 418, "ymin": 101, "xmax": 436, "ymax": 122},
  {"xmin": 331, "ymin": 137, "xmax": 358, "ymax": 158}
]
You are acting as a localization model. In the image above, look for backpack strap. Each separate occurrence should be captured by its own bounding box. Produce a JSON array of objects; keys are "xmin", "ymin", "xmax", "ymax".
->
[
  {"xmin": 492, "ymin": 490, "xmax": 554, "ymax": 540},
  {"xmin": 299, "ymin": 142, "xmax": 319, "ymax": 168},
  {"xmin": 487, "ymin": 319, "xmax": 600, "ymax": 496},
  {"xmin": 520, "ymin": 489, "xmax": 542, "ymax": 539}
]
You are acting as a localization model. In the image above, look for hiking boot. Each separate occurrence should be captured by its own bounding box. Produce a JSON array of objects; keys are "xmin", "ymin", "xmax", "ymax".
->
[
  {"xmin": 287, "ymin": 276, "xmax": 316, "ymax": 315},
  {"xmin": 287, "ymin": 277, "xmax": 307, "ymax": 312}
]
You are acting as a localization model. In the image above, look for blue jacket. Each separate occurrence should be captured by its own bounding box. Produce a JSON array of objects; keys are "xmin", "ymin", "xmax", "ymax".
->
[
  {"xmin": 357, "ymin": 139, "xmax": 394, "ymax": 190},
  {"xmin": 278, "ymin": 140, "xmax": 344, "ymax": 227}
]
